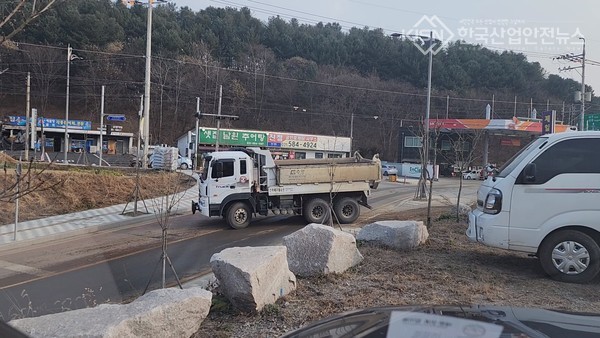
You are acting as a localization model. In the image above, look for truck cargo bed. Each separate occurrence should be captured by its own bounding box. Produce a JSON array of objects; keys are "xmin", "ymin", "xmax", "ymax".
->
[{"xmin": 274, "ymin": 158, "xmax": 381, "ymax": 185}]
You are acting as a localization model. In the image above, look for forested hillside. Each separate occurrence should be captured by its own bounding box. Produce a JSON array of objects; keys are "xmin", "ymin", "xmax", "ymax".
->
[{"xmin": 0, "ymin": 0, "xmax": 594, "ymax": 160}]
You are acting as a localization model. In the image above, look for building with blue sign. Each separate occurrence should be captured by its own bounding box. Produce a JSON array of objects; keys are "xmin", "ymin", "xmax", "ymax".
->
[{"xmin": 1, "ymin": 115, "xmax": 134, "ymax": 157}]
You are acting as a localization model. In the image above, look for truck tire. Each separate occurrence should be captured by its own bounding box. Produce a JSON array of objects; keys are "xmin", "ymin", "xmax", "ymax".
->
[
  {"xmin": 180, "ymin": 163, "xmax": 189, "ymax": 170},
  {"xmin": 226, "ymin": 202, "xmax": 252, "ymax": 229},
  {"xmin": 303, "ymin": 198, "xmax": 330, "ymax": 224},
  {"xmin": 539, "ymin": 230, "xmax": 600, "ymax": 283},
  {"xmin": 334, "ymin": 197, "xmax": 360, "ymax": 224}
]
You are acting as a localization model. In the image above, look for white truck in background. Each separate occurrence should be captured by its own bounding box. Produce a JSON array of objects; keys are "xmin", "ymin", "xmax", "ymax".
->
[
  {"xmin": 467, "ymin": 131, "xmax": 600, "ymax": 283},
  {"xmin": 192, "ymin": 147, "xmax": 381, "ymax": 229}
]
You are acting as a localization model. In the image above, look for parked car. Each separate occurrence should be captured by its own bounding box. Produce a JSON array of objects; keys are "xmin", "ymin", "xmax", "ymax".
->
[
  {"xmin": 462, "ymin": 170, "xmax": 479, "ymax": 180},
  {"xmin": 177, "ymin": 155, "xmax": 192, "ymax": 170},
  {"xmin": 381, "ymin": 164, "xmax": 398, "ymax": 176}
]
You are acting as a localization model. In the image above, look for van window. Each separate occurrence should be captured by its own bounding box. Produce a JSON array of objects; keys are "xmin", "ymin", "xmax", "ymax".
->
[{"xmin": 523, "ymin": 138, "xmax": 600, "ymax": 184}]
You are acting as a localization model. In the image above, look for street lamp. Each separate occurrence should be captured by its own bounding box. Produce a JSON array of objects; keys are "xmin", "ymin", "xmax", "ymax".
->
[
  {"xmin": 391, "ymin": 32, "xmax": 437, "ymax": 198},
  {"xmin": 579, "ymin": 37, "xmax": 586, "ymax": 131},
  {"xmin": 64, "ymin": 45, "xmax": 81, "ymax": 164}
]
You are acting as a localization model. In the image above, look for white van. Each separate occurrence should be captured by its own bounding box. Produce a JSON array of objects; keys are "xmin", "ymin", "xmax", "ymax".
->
[{"xmin": 467, "ymin": 131, "xmax": 600, "ymax": 283}]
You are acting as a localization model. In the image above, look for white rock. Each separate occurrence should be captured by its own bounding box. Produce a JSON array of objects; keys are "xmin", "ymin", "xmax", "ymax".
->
[
  {"xmin": 9, "ymin": 287, "xmax": 212, "ymax": 338},
  {"xmin": 357, "ymin": 220, "xmax": 429, "ymax": 250},
  {"xmin": 210, "ymin": 246, "xmax": 296, "ymax": 312},
  {"xmin": 283, "ymin": 223, "xmax": 363, "ymax": 277}
]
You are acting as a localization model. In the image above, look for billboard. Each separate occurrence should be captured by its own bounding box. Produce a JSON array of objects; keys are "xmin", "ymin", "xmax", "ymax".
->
[{"xmin": 198, "ymin": 127, "xmax": 351, "ymax": 152}]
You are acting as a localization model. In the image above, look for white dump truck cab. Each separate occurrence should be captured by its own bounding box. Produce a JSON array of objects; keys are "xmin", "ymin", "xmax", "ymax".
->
[
  {"xmin": 193, "ymin": 147, "xmax": 381, "ymax": 230},
  {"xmin": 467, "ymin": 131, "xmax": 600, "ymax": 283}
]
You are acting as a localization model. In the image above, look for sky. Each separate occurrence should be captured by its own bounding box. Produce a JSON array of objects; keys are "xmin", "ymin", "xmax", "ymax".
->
[{"xmin": 171, "ymin": 0, "xmax": 600, "ymax": 105}]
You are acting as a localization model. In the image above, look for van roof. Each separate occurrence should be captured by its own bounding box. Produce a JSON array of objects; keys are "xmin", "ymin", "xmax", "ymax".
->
[{"xmin": 543, "ymin": 131, "xmax": 600, "ymax": 141}]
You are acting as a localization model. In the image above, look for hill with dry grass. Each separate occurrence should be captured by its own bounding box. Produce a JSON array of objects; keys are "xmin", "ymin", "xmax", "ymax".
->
[{"xmin": 0, "ymin": 163, "xmax": 195, "ymax": 225}]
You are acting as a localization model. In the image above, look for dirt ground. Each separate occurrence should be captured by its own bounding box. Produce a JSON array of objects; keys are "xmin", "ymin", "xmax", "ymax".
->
[
  {"xmin": 194, "ymin": 206, "xmax": 600, "ymax": 338},
  {"xmin": 0, "ymin": 163, "xmax": 195, "ymax": 224}
]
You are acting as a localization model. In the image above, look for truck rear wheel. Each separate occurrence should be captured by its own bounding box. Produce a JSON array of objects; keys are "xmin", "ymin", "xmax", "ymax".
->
[
  {"xmin": 334, "ymin": 197, "xmax": 360, "ymax": 224},
  {"xmin": 539, "ymin": 230, "xmax": 600, "ymax": 283},
  {"xmin": 226, "ymin": 202, "xmax": 252, "ymax": 229},
  {"xmin": 303, "ymin": 198, "xmax": 330, "ymax": 224}
]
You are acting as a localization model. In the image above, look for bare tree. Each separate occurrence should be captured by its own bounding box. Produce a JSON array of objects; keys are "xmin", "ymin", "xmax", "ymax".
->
[
  {"xmin": 0, "ymin": 0, "xmax": 61, "ymax": 46},
  {"xmin": 1, "ymin": 157, "xmax": 63, "ymax": 203},
  {"xmin": 449, "ymin": 130, "xmax": 484, "ymax": 221},
  {"xmin": 142, "ymin": 171, "xmax": 189, "ymax": 293}
]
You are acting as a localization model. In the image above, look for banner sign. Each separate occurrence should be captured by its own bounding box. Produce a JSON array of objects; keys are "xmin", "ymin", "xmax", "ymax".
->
[
  {"xmin": 7, "ymin": 116, "xmax": 92, "ymax": 130},
  {"xmin": 199, "ymin": 127, "xmax": 351, "ymax": 152},
  {"xmin": 199, "ymin": 128, "xmax": 267, "ymax": 147},
  {"xmin": 541, "ymin": 111, "xmax": 556, "ymax": 135}
]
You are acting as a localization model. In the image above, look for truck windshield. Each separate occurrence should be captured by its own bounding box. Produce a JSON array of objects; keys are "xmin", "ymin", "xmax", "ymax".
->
[{"xmin": 496, "ymin": 137, "xmax": 548, "ymax": 178}]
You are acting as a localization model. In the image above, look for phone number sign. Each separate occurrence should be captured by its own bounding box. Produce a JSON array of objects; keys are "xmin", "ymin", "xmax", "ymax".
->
[{"xmin": 268, "ymin": 133, "xmax": 319, "ymax": 150}]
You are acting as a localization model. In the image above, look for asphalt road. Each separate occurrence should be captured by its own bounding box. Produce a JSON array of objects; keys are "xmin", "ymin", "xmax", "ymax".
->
[{"xmin": 0, "ymin": 179, "xmax": 478, "ymax": 320}]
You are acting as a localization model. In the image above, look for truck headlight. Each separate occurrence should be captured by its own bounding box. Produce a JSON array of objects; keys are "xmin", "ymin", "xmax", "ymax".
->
[{"xmin": 483, "ymin": 188, "xmax": 502, "ymax": 214}]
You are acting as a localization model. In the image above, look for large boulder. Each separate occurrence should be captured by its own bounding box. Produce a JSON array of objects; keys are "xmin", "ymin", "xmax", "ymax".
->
[
  {"xmin": 357, "ymin": 220, "xmax": 429, "ymax": 250},
  {"xmin": 210, "ymin": 246, "xmax": 296, "ymax": 313},
  {"xmin": 283, "ymin": 223, "xmax": 363, "ymax": 277},
  {"xmin": 9, "ymin": 287, "xmax": 212, "ymax": 338}
]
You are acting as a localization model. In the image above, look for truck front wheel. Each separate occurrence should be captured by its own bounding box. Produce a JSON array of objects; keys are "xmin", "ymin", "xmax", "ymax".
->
[
  {"xmin": 226, "ymin": 202, "xmax": 252, "ymax": 229},
  {"xmin": 334, "ymin": 197, "xmax": 360, "ymax": 224},
  {"xmin": 539, "ymin": 230, "xmax": 600, "ymax": 283},
  {"xmin": 303, "ymin": 198, "xmax": 330, "ymax": 224}
]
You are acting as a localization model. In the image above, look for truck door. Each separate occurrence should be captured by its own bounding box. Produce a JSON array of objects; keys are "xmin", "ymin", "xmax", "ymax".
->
[{"xmin": 207, "ymin": 158, "xmax": 252, "ymax": 212}]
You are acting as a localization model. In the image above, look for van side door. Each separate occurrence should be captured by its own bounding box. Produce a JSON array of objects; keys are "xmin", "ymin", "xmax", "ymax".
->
[{"xmin": 508, "ymin": 137, "xmax": 600, "ymax": 251}]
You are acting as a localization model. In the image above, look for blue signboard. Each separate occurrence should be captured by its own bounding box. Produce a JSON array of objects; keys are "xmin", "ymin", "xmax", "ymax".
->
[
  {"xmin": 7, "ymin": 116, "xmax": 92, "ymax": 130},
  {"xmin": 106, "ymin": 115, "xmax": 126, "ymax": 122}
]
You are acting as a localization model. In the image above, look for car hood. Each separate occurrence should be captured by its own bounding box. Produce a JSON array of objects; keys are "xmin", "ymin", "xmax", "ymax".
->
[{"xmin": 281, "ymin": 305, "xmax": 600, "ymax": 338}]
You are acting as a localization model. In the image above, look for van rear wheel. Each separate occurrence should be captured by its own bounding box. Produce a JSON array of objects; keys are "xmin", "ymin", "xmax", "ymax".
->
[{"xmin": 539, "ymin": 230, "xmax": 600, "ymax": 283}]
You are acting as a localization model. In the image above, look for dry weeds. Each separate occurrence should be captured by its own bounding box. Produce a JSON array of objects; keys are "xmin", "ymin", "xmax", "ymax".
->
[
  {"xmin": 0, "ymin": 166, "xmax": 195, "ymax": 224},
  {"xmin": 194, "ymin": 207, "xmax": 600, "ymax": 338}
]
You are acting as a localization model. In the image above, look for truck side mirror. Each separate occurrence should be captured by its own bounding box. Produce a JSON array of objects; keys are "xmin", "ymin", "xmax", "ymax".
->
[{"xmin": 523, "ymin": 163, "xmax": 536, "ymax": 182}]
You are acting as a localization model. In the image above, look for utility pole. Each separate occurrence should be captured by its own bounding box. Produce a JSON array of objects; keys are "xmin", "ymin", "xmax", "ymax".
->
[
  {"xmin": 142, "ymin": 0, "xmax": 154, "ymax": 169},
  {"xmin": 557, "ymin": 37, "xmax": 586, "ymax": 130},
  {"xmin": 215, "ymin": 85, "xmax": 223, "ymax": 151},
  {"xmin": 580, "ymin": 37, "xmax": 586, "ymax": 131},
  {"xmin": 99, "ymin": 85, "xmax": 105, "ymax": 166},
  {"xmin": 446, "ymin": 95, "xmax": 449, "ymax": 119},
  {"xmin": 64, "ymin": 45, "xmax": 72, "ymax": 164},
  {"xmin": 349, "ymin": 112, "xmax": 354, "ymax": 154},
  {"xmin": 513, "ymin": 95, "xmax": 517, "ymax": 117},
  {"xmin": 194, "ymin": 97, "xmax": 200, "ymax": 170},
  {"xmin": 25, "ymin": 72, "xmax": 30, "ymax": 160}
]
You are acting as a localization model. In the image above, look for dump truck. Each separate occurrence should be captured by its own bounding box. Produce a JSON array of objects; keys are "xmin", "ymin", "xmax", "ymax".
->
[{"xmin": 192, "ymin": 147, "xmax": 381, "ymax": 229}]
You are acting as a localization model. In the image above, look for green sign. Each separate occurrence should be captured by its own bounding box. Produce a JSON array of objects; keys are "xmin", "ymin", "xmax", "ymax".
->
[
  {"xmin": 199, "ymin": 128, "xmax": 267, "ymax": 146},
  {"xmin": 584, "ymin": 114, "xmax": 600, "ymax": 131}
]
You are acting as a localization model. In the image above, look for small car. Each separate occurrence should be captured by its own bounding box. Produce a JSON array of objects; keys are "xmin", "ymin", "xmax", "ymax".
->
[
  {"xmin": 177, "ymin": 155, "xmax": 192, "ymax": 170},
  {"xmin": 381, "ymin": 164, "xmax": 398, "ymax": 176},
  {"xmin": 462, "ymin": 170, "xmax": 479, "ymax": 180}
]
